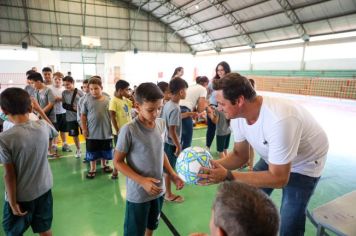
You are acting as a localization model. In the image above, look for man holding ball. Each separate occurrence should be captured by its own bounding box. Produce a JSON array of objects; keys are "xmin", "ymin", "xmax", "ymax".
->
[{"xmin": 198, "ymin": 73, "xmax": 329, "ymax": 236}]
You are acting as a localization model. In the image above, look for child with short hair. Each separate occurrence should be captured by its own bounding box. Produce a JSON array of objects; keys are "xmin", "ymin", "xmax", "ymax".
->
[
  {"xmin": 0, "ymin": 88, "xmax": 58, "ymax": 236},
  {"xmin": 77, "ymin": 79, "xmax": 89, "ymax": 128},
  {"xmin": 28, "ymin": 72, "xmax": 57, "ymax": 157},
  {"xmin": 81, "ymin": 77, "xmax": 113, "ymax": 179},
  {"xmin": 109, "ymin": 80, "xmax": 133, "ymax": 179},
  {"xmin": 157, "ymin": 81, "xmax": 171, "ymax": 104},
  {"xmin": 206, "ymin": 106, "xmax": 231, "ymax": 159},
  {"xmin": 50, "ymin": 72, "xmax": 71, "ymax": 153},
  {"xmin": 113, "ymin": 82, "xmax": 184, "ymax": 236},
  {"xmin": 28, "ymin": 72, "xmax": 56, "ymax": 124},
  {"xmin": 42, "ymin": 67, "xmax": 53, "ymax": 86},
  {"xmin": 25, "ymin": 69, "xmax": 35, "ymax": 97},
  {"xmin": 62, "ymin": 76, "xmax": 84, "ymax": 158},
  {"xmin": 161, "ymin": 78, "xmax": 188, "ymax": 203}
]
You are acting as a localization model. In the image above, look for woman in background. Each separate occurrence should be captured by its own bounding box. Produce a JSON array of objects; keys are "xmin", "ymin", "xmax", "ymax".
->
[
  {"xmin": 206, "ymin": 61, "xmax": 231, "ymax": 151},
  {"xmin": 171, "ymin": 67, "xmax": 184, "ymax": 80}
]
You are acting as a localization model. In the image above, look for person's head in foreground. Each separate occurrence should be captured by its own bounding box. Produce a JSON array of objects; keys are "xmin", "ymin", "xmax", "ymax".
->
[{"xmin": 210, "ymin": 181, "xmax": 279, "ymax": 236}]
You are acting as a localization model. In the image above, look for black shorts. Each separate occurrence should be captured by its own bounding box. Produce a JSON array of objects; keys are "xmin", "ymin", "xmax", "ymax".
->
[
  {"xmin": 54, "ymin": 113, "xmax": 67, "ymax": 132},
  {"xmin": 216, "ymin": 134, "xmax": 231, "ymax": 152},
  {"xmin": 67, "ymin": 120, "xmax": 79, "ymax": 137},
  {"xmin": 3, "ymin": 190, "xmax": 53, "ymax": 235}
]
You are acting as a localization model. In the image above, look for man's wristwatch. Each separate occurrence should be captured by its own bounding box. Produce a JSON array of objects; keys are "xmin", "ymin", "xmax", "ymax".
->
[{"xmin": 225, "ymin": 170, "xmax": 234, "ymax": 181}]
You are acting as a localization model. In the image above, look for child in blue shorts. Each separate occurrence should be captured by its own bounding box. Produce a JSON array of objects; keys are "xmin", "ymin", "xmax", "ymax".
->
[
  {"xmin": 113, "ymin": 82, "xmax": 184, "ymax": 236},
  {"xmin": 0, "ymin": 88, "xmax": 57, "ymax": 236},
  {"xmin": 81, "ymin": 77, "xmax": 113, "ymax": 179}
]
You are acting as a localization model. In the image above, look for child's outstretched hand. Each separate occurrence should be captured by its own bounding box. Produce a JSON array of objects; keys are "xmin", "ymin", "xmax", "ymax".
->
[
  {"xmin": 171, "ymin": 173, "xmax": 185, "ymax": 190},
  {"xmin": 141, "ymin": 177, "xmax": 163, "ymax": 196},
  {"xmin": 10, "ymin": 203, "xmax": 27, "ymax": 216}
]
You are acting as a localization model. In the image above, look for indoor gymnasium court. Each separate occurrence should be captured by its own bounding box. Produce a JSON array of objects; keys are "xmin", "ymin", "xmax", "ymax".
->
[{"xmin": 0, "ymin": 0, "xmax": 356, "ymax": 235}]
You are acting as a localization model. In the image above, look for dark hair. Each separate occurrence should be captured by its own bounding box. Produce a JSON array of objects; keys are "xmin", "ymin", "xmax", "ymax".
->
[
  {"xmin": 213, "ymin": 181, "xmax": 279, "ymax": 236},
  {"xmin": 214, "ymin": 61, "xmax": 231, "ymax": 79},
  {"xmin": 42, "ymin": 67, "xmax": 52, "ymax": 73},
  {"xmin": 26, "ymin": 69, "xmax": 34, "ymax": 77},
  {"xmin": 215, "ymin": 73, "xmax": 256, "ymax": 104},
  {"xmin": 0, "ymin": 88, "xmax": 32, "ymax": 115},
  {"xmin": 196, "ymin": 76, "xmax": 209, "ymax": 85},
  {"xmin": 63, "ymin": 76, "xmax": 74, "ymax": 84},
  {"xmin": 83, "ymin": 79, "xmax": 89, "ymax": 84},
  {"xmin": 169, "ymin": 77, "xmax": 188, "ymax": 95},
  {"xmin": 135, "ymin": 83, "xmax": 164, "ymax": 104},
  {"xmin": 249, "ymin": 78, "xmax": 255, "ymax": 88},
  {"xmin": 115, "ymin": 80, "xmax": 130, "ymax": 91},
  {"xmin": 88, "ymin": 77, "xmax": 102, "ymax": 87},
  {"xmin": 27, "ymin": 72, "xmax": 44, "ymax": 83},
  {"xmin": 157, "ymin": 81, "xmax": 169, "ymax": 93},
  {"xmin": 171, "ymin": 67, "xmax": 183, "ymax": 79}
]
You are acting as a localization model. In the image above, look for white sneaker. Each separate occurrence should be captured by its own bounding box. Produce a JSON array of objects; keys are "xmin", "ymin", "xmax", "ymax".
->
[{"xmin": 75, "ymin": 150, "xmax": 81, "ymax": 159}]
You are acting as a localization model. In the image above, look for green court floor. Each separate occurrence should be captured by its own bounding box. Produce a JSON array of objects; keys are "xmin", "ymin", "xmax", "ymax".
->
[{"xmin": 0, "ymin": 127, "xmax": 355, "ymax": 235}]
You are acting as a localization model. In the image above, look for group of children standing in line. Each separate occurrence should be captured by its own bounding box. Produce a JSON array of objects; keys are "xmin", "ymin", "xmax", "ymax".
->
[{"xmin": 0, "ymin": 62, "xmax": 250, "ymax": 235}]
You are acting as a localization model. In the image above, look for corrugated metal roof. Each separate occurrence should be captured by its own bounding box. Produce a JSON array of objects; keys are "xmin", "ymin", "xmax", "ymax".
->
[
  {"xmin": 1, "ymin": 0, "xmax": 355, "ymax": 52},
  {"xmin": 134, "ymin": 0, "xmax": 356, "ymax": 52}
]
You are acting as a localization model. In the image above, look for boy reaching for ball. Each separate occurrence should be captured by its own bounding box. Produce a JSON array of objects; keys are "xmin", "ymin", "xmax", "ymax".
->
[
  {"xmin": 113, "ymin": 83, "xmax": 184, "ymax": 236},
  {"xmin": 161, "ymin": 77, "xmax": 188, "ymax": 203}
]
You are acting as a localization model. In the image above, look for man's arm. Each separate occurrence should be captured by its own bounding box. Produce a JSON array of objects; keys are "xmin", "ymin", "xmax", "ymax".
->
[
  {"xmin": 3, "ymin": 163, "xmax": 27, "ymax": 216},
  {"xmin": 113, "ymin": 150, "xmax": 163, "ymax": 196},
  {"xmin": 199, "ymin": 139, "xmax": 291, "ymax": 188},
  {"xmin": 216, "ymin": 141, "xmax": 251, "ymax": 169},
  {"xmin": 228, "ymin": 162, "xmax": 291, "ymax": 188}
]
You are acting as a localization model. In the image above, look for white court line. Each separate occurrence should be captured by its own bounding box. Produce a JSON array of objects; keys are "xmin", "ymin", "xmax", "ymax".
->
[{"xmin": 192, "ymin": 137, "xmax": 205, "ymax": 141}]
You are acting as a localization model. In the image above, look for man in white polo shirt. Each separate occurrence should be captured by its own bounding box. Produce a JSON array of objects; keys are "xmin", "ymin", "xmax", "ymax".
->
[{"xmin": 198, "ymin": 73, "xmax": 329, "ymax": 236}]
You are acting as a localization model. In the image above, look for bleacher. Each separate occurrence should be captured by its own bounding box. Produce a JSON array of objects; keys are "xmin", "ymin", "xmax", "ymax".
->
[{"xmin": 239, "ymin": 70, "xmax": 356, "ymax": 100}]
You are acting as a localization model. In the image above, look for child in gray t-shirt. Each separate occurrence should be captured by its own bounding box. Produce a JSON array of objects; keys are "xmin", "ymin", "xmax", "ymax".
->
[
  {"xmin": 81, "ymin": 77, "xmax": 113, "ymax": 179},
  {"xmin": 0, "ymin": 88, "xmax": 58, "ymax": 235},
  {"xmin": 207, "ymin": 106, "xmax": 231, "ymax": 159},
  {"xmin": 161, "ymin": 78, "xmax": 188, "ymax": 203},
  {"xmin": 113, "ymin": 82, "xmax": 184, "ymax": 236}
]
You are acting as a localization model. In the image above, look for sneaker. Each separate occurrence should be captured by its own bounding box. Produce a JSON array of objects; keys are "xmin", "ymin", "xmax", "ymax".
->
[
  {"xmin": 75, "ymin": 150, "xmax": 81, "ymax": 159},
  {"xmin": 62, "ymin": 144, "xmax": 72, "ymax": 152}
]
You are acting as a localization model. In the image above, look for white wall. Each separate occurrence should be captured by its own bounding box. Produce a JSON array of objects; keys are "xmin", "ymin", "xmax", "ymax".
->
[
  {"xmin": 0, "ymin": 45, "xmax": 60, "ymax": 91},
  {"xmin": 104, "ymin": 51, "xmax": 195, "ymax": 94},
  {"xmin": 0, "ymin": 45, "xmax": 60, "ymax": 73},
  {"xmin": 56, "ymin": 50, "xmax": 105, "ymax": 87}
]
